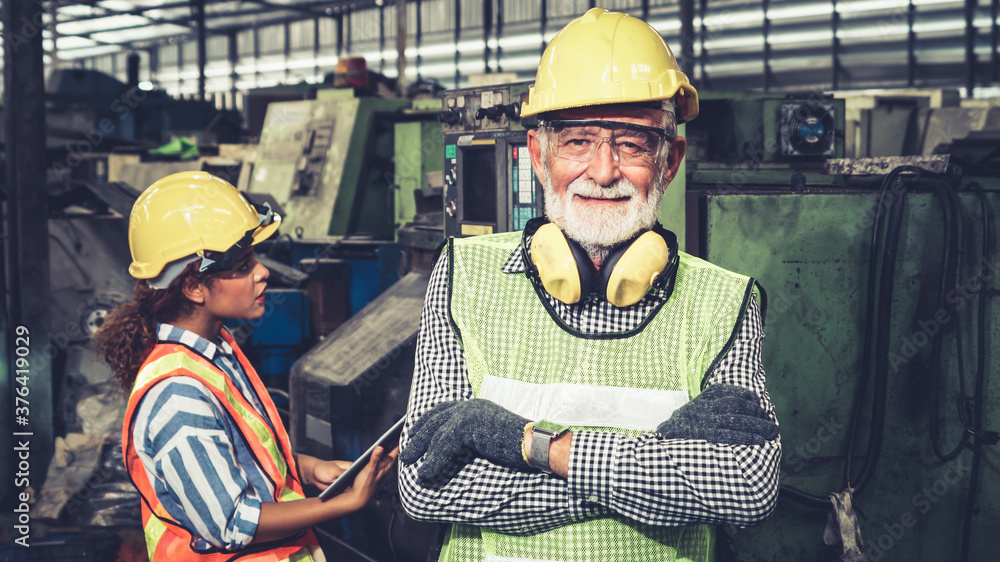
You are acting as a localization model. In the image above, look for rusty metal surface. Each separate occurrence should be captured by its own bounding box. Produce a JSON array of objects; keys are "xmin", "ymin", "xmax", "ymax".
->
[{"xmin": 824, "ymin": 155, "xmax": 950, "ymax": 175}]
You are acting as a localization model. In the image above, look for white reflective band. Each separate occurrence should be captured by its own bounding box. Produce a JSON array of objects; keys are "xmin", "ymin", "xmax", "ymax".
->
[
  {"xmin": 479, "ymin": 375, "xmax": 689, "ymax": 431},
  {"xmin": 486, "ymin": 554, "xmax": 559, "ymax": 562}
]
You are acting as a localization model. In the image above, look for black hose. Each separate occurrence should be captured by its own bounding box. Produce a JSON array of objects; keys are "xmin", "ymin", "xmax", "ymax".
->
[
  {"xmin": 843, "ymin": 166, "xmax": 919, "ymax": 493},
  {"xmin": 841, "ymin": 169, "xmax": 898, "ymax": 487},
  {"xmin": 781, "ymin": 166, "xmax": 917, "ymax": 508},
  {"xmin": 778, "ymin": 482, "xmax": 832, "ymax": 509},
  {"xmin": 960, "ymin": 182, "xmax": 992, "ymax": 562},
  {"xmin": 943, "ymin": 183, "xmax": 973, "ymax": 442},
  {"xmin": 924, "ymin": 178, "xmax": 970, "ymax": 462},
  {"xmin": 848, "ymin": 167, "xmax": 907, "ymax": 495}
]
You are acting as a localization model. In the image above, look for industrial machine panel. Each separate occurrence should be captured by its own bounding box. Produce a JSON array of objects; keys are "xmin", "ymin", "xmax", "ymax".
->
[
  {"xmin": 440, "ymin": 81, "xmax": 542, "ymax": 238},
  {"xmin": 249, "ymin": 95, "xmax": 410, "ymax": 239}
]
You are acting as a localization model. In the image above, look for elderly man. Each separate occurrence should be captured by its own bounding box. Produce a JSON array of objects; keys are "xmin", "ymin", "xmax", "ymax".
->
[{"xmin": 398, "ymin": 7, "xmax": 781, "ymax": 562}]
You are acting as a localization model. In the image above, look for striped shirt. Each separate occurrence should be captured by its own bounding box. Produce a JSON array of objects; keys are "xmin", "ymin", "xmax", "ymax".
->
[
  {"xmin": 131, "ymin": 324, "xmax": 275, "ymax": 552},
  {"xmin": 399, "ymin": 245, "xmax": 781, "ymax": 535}
]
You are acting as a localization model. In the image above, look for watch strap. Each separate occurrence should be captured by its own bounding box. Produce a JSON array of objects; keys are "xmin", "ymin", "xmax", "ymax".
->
[{"xmin": 529, "ymin": 420, "xmax": 569, "ymax": 473}]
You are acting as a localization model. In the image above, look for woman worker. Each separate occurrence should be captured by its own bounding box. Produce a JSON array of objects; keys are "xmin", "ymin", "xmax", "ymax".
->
[{"xmin": 95, "ymin": 171, "xmax": 397, "ymax": 561}]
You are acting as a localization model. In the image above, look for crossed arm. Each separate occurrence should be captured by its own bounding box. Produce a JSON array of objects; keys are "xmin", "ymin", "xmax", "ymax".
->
[{"xmin": 397, "ymin": 262, "xmax": 781, "ymax": 536}]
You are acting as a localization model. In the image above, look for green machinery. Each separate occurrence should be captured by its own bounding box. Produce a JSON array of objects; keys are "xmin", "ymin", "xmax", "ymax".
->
[
  {"xmin": 248, "ymin": 90, "xmax": 411, "ymax": 239},
  {"xmin": 394, "ymin": 98, "xmax": 446, "ymax": 270},
  {"xmin": 686, "ymin": 92, "xmax": 999, "ymax": 560}
]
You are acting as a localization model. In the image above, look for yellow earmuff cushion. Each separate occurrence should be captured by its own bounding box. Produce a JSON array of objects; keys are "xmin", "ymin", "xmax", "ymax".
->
[
  {"xmin": 530, "ymin": 223, "xmax": 583, "ymax": 304},
  {"xmin": 606, "ymin": 231, "xmax": 670, "ymax": 307}
]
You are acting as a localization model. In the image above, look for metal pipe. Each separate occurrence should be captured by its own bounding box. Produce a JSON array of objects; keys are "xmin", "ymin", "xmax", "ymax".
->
[
  {"xmin": 992, "ymin": 0, "xmax": 998, "ymax": 82},
  {"xmin": 313, "ymin": 18, "xmax": 320, "ymax": 83},
  {"xmin": 416, "ymin": 0, "xmax": 423, "ymax": 78},
  {"xmin": 230, "ymin": 30, "xmax": 239, "ymax": 109},
  {"xmin": 832, "ymin": 0, "xmax": 840, "ymax": 90},
  {"xmin": 336, "ymin": 14, "xmax": 344, "ymax": 57},
  {"xmin": 483, "ymin": 0, "xmax": 492, "ymax": 73},
  {"xmin": 454, "ymin": 0, "xmax": 461, "ymax": 87},
  {"xmin": 49, "ymin": 1, "xmax": 60, "ymax": 71},
  {"xmin": 345, "ymin": 10, "xmax": 352, "ymax": 55},
  {"xmin": 496, "ymin": 0, "xmax": 503, "ymax": 72},
  {"xmin": 763, "ymin": 0, "xmax": 771, "ymax": 91},
  {"xmin": 379, "ymin": 4, "xmax": 385, "ymax": 74},
  {"xmin": 127, "ymin": 51, "xmax": 140, "ymax": 88},
  {"xmin": 679, "ymin": 0, "xmax": 695, "ymax": 79},
  {"xmin": 699, "ymin": 0, "xmax": 708, "ymax": 89},
  {"xmin": 284, "ymin": 21, "xmax": 291, "ymax": 82},
  {"xmin": 2, "ymin": 0, "xmax": 53, "ymax": 499},
  {"xmin": 966, "ymin": 0, "xmax": 977, "ymax": 97},
  {"xmin": 540, "ymin": 0, "xmax": 547, "ymax": 55},
  {"xmin": 908, "ymin": 0, "xmax": 916, "ymax": 87},
  {"xmin": 192, "ymin": 0, "xmax": 206, "ymax": 101},
  {"xmin": 397, "ymin": 0, "xmax": 407, "ymax": 95},
  {"xmin": 150, "ymin": 45, "xmax": 159, "ymax": 88}
]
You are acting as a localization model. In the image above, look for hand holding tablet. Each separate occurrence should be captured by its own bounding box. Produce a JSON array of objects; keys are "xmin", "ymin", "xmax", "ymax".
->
[{"xmin": 319, "ymin": 417, "xmax": 406, "ymax": 501}]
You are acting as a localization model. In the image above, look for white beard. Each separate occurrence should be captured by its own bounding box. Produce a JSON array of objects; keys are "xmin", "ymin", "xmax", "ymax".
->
[{"xmin": 542, "ymin": 171, "xmax": 664, "ymax": 265}]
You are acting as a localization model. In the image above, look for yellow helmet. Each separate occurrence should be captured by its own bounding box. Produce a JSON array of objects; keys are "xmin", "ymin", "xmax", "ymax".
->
[
  {"xmin": 128, "ymin": 171, "xmax": 281, "ymax": 280},
  {"xmin": 520, "ymin": 7, "xmax": 699, "ymax": 123}
]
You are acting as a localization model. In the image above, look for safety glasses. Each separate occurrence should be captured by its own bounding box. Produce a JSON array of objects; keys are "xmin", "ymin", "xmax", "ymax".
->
[
  {"xmin": 540, "ymin": 119, "xmax": 670, "ymax": 166},
  {"xmin": 197, "ymin": 202, "xmax": 275, "ymax": 274}
]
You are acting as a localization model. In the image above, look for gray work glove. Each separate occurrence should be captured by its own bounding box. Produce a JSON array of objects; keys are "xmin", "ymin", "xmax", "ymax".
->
[
  {"xmin": 400, "ymin": 398, "xmax": 530, "ymax": 485},
  {"xmin": 656, "ymin": 384, "xmax": 778, "ymax": 446}
]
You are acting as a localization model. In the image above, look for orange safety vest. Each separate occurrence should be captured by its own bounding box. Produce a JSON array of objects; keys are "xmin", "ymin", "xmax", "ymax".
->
[{"xmin": 122, "ymin": 330, "xmax": 321, "ymax": 562}]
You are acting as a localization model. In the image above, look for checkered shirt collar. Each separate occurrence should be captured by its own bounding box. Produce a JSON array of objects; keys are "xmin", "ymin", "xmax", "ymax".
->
[{"xmin": 499, "ymin": 240, "xmax": 669, "ymax": 313}]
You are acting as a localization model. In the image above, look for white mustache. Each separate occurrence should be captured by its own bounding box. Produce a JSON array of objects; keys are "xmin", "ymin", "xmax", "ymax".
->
[{"xmin": 566, "ymin": 177, "xmax": 638, "ymax": 200}]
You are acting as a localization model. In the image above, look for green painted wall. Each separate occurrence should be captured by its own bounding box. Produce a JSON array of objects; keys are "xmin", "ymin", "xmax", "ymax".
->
[{"xmin": 698, "ymin": 184, "xmax": 999, "ymax": 561}]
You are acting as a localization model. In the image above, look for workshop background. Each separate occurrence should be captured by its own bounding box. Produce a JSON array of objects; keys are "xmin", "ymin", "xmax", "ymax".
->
[{"xmin": 1, "ymin": 0, "xmax": 999, "ymax": 560}]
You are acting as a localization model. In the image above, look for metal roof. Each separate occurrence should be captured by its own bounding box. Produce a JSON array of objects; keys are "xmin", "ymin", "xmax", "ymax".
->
[{"xmin": 40, "ymin": 0, "xmax": 381, "ymax": 61}]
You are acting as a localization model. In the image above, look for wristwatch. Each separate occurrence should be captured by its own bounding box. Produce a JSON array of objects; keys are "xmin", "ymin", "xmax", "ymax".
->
[{"xmin": 529, "ymin": 420, "xmax": 570, "ymax": 474}]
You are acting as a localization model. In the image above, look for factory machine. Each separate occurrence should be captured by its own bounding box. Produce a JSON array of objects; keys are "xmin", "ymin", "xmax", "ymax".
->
[
  {"xmin": 285, "ymin": 81, "xmax": 587, "ymax": 559},
  {"xmin": 290, "ymin": 87, "xmax": 999, "ymax": 561},
  {"xmin": 248, "ymin": 89, "xmax": 411, "ymax": 240},
  {"xmin": 438, "ymin": 81, "xmax": 541, "ymax": 237},
  {"xmin": 10, "ymin": 83, "xmax": 441, "ymax": 548},
  {"xmin": 685, "ymin": 91, "xmax": 1000, "ymax": 561},
  {"xmin": 44, "ymin": 67, "xmax": 242, "ymax": 158},
  {"xmin": 284, "ymin": 94, "xmax": 448, "ymax": 559}
]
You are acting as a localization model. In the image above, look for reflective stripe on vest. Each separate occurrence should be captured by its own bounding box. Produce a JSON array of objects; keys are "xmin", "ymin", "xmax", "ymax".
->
[
  {"xmin": 443, "ymin": 232, "xmax": 756, "ymax": 562},
  {"xmin": 122, "ymin": 331, "xmax": 318, "ymax": 561}
]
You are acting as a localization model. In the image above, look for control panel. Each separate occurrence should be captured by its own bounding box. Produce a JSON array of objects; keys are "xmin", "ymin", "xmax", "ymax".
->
[{"xmin": 440, "ymin": 81, "xmax": 544, "ymax": 238}]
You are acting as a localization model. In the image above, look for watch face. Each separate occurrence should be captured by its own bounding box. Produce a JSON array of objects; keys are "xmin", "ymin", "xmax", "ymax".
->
[{"xmin": 535, "ymin": 420, "xmax": 569, "ymax": 434}]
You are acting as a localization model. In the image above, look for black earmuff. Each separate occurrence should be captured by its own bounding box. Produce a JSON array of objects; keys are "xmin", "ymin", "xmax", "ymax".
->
[{"xmin": 563, "ymin": 235, "xmax": 597, "ymax": 302}]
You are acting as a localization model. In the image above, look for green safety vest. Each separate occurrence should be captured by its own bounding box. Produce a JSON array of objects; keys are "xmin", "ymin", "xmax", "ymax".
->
[{"xmin": 442, "ymin": 231, "xmax": 760, "ymax": 562}]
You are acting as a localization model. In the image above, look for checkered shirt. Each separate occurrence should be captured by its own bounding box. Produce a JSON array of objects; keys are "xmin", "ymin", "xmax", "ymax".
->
[{"xmin": 398, "ymin": 245, "xmax": 782, "ymax": 536}]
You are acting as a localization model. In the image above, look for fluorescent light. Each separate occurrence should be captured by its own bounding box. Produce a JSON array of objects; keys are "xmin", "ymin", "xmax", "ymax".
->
[
  {"xmin": 768, "ymin": 30, "xmax": 835, "ymax": 45},
  {"xmin": 704, "ymin": 36, "xmax": 764, "ymax": 50},
  {"xmin": 768, "ymin": 4, "xmax": 833, "ymax": 20},
  {"xmin": 499, "ymin": 33, "xmax": 542, "ymax": 49},
  {"xmin": 91, "ymin": 23, "xmax": 188, "ymax": 44},
  {"xmin": 913, "ymin": 19, "xmax": 966, "ymax": 33},
  {"xmin": 56, "ymin": 45, "xmax": 122, "ymax": 59},
  {"xmin": 57, "ymin": 14, "xmax": 151, "ymax": 36}
]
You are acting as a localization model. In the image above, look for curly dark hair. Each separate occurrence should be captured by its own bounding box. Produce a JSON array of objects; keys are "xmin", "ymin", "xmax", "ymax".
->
[{"xmin": 93, "ymin": 262, "xmax": 218, "ymax": 394}]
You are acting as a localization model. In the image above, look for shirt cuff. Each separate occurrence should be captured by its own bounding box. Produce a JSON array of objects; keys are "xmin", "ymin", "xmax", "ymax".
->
[
  {"xmin": 567, "ymin": 430, "xmax": 620, "ymax": 507},
  {"xmin": 223, "ymin": 491, "xmax": 263, "ymax": 550}
]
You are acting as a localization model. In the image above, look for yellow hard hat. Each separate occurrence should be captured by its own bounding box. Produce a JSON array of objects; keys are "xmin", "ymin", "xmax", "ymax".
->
[
  {"xmin": 520, "ymin": 7, "xmax": 699, "ymax": 123},
  {"xmin": 128, "ymin": 171, "xmax": 281, "ymax": 280}
]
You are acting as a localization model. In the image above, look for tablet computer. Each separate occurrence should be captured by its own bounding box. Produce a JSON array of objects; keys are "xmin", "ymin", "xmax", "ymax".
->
[{"xmin": 319, "ymin": 416, "xmax": 406, "ymax": 501}]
